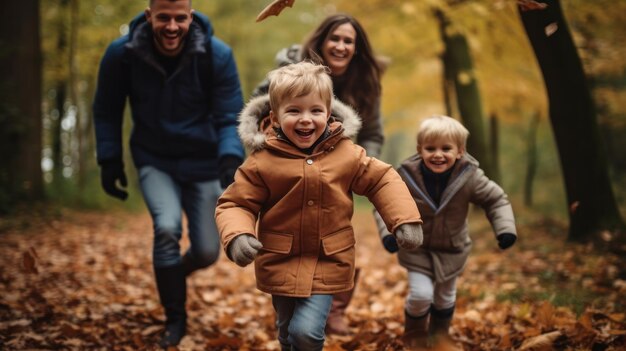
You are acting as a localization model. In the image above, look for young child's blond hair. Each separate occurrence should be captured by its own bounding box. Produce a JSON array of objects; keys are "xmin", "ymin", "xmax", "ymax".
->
[
  {"xmin": 417, "ymin": 115, "xmax": 470, "ymax": 152},
  {"xmin": 267, "ymin": 61, "xmax": 333, "ymax": 113}
]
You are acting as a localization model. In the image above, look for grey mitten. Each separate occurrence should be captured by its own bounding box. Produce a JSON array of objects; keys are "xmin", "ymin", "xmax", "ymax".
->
[
  {"xmin": 228, "ymin": 234, "xmax": 263, "ymax": 267},
  {"xmin": 393, "ymin": 223, "xmax": 423, "ymax": 250}
]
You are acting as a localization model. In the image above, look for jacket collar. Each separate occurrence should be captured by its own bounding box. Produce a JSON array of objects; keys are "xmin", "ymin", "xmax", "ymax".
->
[
  {"xmin": 400, "ymin": 153, "xmax": 479, "ymax": 212},
  {"xmin": 237, "ymin": 94, "xmax": 362, "ymax": 153}
]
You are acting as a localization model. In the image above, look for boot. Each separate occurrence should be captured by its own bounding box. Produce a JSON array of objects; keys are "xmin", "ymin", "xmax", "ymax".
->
[
  {"xmin": 429, "ymin": 305, "xmax": 460, "ymax": 349},
  {"xmin": 325, "ymin": 268, "xmax": 360, "ymax": 335},
  {"xmin": 181, "ymin": 253, "xmax": 198, "ymax": 277},
  {"xmin": 154, "ymin": 264, "xmax": 187, "ymax": 348},
  {"xmin": 402, "ymin": 309, "xmax": 429, "ymax": 350}
]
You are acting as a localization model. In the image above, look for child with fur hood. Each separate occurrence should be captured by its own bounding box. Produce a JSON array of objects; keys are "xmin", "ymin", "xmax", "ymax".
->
[
  {"xmin": 215, "ymin": 61, "xmax": 423, "ymax": 351},
  {"xmin": 374, "ymin": 115, "xmax": 517, "ymax": 350}
]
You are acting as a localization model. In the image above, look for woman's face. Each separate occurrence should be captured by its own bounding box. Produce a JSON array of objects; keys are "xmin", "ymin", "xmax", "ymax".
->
[{"xmin": 321, "ymin": 23, "xmax": 357, "ymax": 76}]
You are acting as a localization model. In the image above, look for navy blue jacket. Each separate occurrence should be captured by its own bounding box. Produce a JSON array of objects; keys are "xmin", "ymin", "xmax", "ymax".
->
[{"xmin": 93, "ymin": 12, "xmax": 244, "ymax": 181}]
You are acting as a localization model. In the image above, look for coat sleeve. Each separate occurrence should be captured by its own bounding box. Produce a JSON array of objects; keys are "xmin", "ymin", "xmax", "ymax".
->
[
  {"xmin": 469, "ymin": 167, "xmax": 517, "ymax": 237},
  {"xmin": 92, "ymin": 38, "xmax": 129, "ymax": 164},
  {"xmin": 210, "ymin": 37, "xmax": 245, "ymax": 160},
  {"xmin": 351, "ymin": 146, "xmax": 422, "ymax": 233},
  {"xmin": 356, "ymin": 96, "xmax": 384, "ymax": 158},
  {"xmin": 215, "ymin": 156, "xmax": 268, "ymax": 251}
]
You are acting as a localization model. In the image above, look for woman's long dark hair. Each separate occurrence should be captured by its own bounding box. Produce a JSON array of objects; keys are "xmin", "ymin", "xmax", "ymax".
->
[{"xmin": 301, "ymin": 14, "xmax": 382, "ymax": 118}]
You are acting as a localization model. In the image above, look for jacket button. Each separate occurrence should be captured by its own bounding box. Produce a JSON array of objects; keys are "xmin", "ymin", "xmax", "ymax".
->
[
  {"xmin": 307, "ymin": 200, "xmax": 314, "ymax": 206},
  {"xmin": 306, "ymin": 159, "xmax": 313, "ymax": 165}
]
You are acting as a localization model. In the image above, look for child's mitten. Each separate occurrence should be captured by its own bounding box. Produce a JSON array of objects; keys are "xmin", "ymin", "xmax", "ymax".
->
[
  {"xmin": 497, "ymin": 233, "xmax": 516, "ymax": 250},
  {"xmin": 228, "ymin": 234, "xmax": 263, "ymax": 267},
  {"xmin": 393, "ymin": 223, "xmax": 423, "ymax": 250},
  {"xmin": 382, "ymin": 234, "xmax": 399, "ymax": 253}
]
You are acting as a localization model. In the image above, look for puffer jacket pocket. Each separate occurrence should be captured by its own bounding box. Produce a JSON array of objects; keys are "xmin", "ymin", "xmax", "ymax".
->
[
  {"xmin": 260, "ymin": 231, "xmax": 293, "ymax": 254},
  {"xmin": 450, "ymin": 232, "xmax": 470, "ymax": 251},
  {"xmin": 321, "ymin": 227, "xmax": 355, "ymax": 284},
  {"xmin": 256, "ymin": 231, "xmax": 293, "ymax": 286}
]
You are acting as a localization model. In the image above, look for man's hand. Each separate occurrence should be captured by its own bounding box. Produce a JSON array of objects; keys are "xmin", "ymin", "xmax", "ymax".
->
[
  {"xmin": 228, "ymin": 234, "xmax": 263, "ymax": 267},
  {"xmin": 497, "ymin": 233, "xmax": 517, "ymax": 250},
  {"xmin": 100, "ymin": 161, "xmax": 128, "ymax": 200},
  {"xmin": 393, "ymin": 223, "xmax": 423, "ymax": 250},
  {"xmin": 218, "ymin": 156, "xmax": 242, "ymax": 189}
]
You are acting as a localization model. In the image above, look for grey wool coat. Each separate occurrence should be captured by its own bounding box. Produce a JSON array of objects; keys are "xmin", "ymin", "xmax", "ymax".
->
[{"xmin": 375, "ymin": 153, "xmax": 517, "ymax": 283}]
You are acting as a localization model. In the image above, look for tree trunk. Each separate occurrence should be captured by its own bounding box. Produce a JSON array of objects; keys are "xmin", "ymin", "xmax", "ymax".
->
[
  {"xmin": 489, "ymin": 113, "xmax": 501, "ymax": 184},
  {"xmin": 69, "ymin": 0, "xmax": 84, "ymax": 188},
  {"xmin": 524, "ymin": 111, "xmax": 540, "ymax": 207},
  {"xmin": 0, "ymin": 0, "xmax": 43, "ymax": 206},
  {"xmin": 447, "ymin": 32, "xmax": 494, "ymax": 178},
  {"xmin": 434, "ymin": 9, "xmax": 456, "ymax": 117},
  {"xmin": 519, "ymin": 0, "xmax": 625, "ymax": 243}
]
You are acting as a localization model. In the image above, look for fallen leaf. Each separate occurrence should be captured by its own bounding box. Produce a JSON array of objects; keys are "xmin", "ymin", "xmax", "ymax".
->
[{"xmin": 519, "ymin": 330, "xmax": 562, "ymax": 350}]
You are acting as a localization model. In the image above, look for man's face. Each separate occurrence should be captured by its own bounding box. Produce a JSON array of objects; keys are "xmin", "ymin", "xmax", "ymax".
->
[{"xmin": 145, "ymin": 0, "xmax": 194, "ymax": 57}]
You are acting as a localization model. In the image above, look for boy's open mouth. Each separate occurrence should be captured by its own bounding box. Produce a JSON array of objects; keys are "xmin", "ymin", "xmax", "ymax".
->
[{"xmin": 296, "ymin": 129, "xmax": 315, "ymax": 137}]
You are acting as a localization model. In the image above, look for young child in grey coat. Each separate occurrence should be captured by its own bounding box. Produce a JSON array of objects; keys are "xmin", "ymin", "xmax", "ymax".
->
[{"xmin": 374, "ymin": 115, "xmax": 517, "ymax": 349}]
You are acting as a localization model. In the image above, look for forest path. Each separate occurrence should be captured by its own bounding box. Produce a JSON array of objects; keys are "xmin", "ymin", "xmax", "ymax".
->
[{"xmin": 0, "ymin": 208, "xmax": 624, "ymax": 350}]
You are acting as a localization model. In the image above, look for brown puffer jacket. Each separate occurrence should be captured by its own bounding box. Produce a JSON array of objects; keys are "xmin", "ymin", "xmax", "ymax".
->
[{"xmin": 216, "ymin": 95, "xmax": 422, "ymax": 297}]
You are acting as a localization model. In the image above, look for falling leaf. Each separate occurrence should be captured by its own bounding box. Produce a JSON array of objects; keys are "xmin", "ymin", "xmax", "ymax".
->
[
  {"xmin": 518, "ymin": 0, "xmax": 548, "ymax": 11},
  {"xmin": 256, "ymin": 0, "xmax": 295, "ymax": 23}
]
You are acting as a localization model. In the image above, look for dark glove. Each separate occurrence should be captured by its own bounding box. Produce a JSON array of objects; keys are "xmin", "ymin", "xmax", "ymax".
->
[
  {"xmin": 382, "ymin": 234, "xmax": 399, "ymax": 253},
  {"xmin": 497, "ymin": 233, "xmax": 517, "ymax": 250},
  {"xmin": 100, "ymin": 161, "xmax": 128, "ymax": 201},
  {"xmin": 218, "ymin": 156, "xmax": 242, "ymax": 189}
]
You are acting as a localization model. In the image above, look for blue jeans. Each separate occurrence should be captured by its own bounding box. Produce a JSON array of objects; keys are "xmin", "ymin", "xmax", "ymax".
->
[
  {"xmin": 138, "ymin": 165, "xmax": 222, "ymax": 268},
  {"xmin": 272, "ymin": 294, "xmax": 333, "ymax": 351}
]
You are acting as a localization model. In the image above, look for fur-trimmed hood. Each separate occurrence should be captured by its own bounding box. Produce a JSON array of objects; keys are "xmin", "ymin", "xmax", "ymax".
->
[{"xmin": 237, "ymin": 94, "xmax": 362, "ymax": 152}]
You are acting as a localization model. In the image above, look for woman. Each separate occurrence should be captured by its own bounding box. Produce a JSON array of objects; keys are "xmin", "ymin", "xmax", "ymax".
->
[
  {"xmin": 253, "ymin": 13, "xmax": 386, "ymax": 159},
  {"xmin": 251, "ymin": 14, "xmax": 387, "ymax": 335}
]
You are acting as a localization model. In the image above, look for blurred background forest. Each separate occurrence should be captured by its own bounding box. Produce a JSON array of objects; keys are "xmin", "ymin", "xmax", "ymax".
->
[
  {"xmin": 2, "ymin": 1, "xmax": 626, "ymax": 349},
  {"xmin": 1, "ymin": 0, "xmax": 625, "ymax": 235}
]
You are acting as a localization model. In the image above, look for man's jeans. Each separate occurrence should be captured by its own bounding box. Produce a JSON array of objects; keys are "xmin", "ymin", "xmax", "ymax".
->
[
  {"xmin": 138, "ymin": 166, "xmax": 222, "ymax": 268},
  {"xmin": 272, "ymin": 294, "xmax": 333, "ymax": 351}
]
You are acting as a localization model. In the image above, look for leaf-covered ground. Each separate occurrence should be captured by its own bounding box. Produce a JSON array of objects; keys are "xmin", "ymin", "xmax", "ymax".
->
[{"xmin": 1, "ymin": 207, "xmax": 625, "ymax": 350}]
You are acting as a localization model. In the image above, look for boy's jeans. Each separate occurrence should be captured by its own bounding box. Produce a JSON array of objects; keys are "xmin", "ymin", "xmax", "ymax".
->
[
  {"xmin": 138, "ymin": 165, "xmax": 222, "ymax": 268},
  {"xmin": 272, "ymin": 294, "xmax": 333, "ymax": 351}
]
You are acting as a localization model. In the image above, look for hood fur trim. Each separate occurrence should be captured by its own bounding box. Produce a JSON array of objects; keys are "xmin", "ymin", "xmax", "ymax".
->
[{"xmin": 238, "ymin": 94, "xmax": 362, "ymax": 152}]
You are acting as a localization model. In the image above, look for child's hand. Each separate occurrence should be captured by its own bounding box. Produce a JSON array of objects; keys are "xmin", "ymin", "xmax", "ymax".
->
[
  {"xmin": 497, "ymin": 233, "xmax": 516, "ymax": 250},
  {"xmin": 393, "ymin": 223, "xmax": 423, "ymax": 250},
  {"xmin": 228, "ymin": 234, "xmax": 263, "ymax": 267},
  {"xmin": 382, "ymin": 234, "xmax": 399, "ymax": 253}
]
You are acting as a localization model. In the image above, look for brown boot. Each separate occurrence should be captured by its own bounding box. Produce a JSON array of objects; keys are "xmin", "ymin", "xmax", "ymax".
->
[
  {"xmin": 325, "ymin": 268, "xmax": 360, "ymax": 335},
  {"xmin": 429, "ymin": 305, "xmax": 461, "ymax": 350},
  {"xmin": 402, "ymin": 310, "xmax": 429, "ymax": 350}
]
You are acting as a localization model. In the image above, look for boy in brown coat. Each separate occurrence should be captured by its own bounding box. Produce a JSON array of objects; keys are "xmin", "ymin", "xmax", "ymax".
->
[
  {"xmin": 215, "ymin": 61, "xmax": 423, "ymax": 350},
  {"xmin": 375, "ymin": 115, "xmax": 517, "ymax": 349}
]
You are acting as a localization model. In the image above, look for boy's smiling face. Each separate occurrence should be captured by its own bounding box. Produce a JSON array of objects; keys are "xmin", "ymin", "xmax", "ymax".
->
[
  {"xmin": 270, "ymin": 92, "xmax": 331, "ymax": 149},
  {"xmin": 418, "ymin": 137, "xmax": 464, "ymax": 173}
]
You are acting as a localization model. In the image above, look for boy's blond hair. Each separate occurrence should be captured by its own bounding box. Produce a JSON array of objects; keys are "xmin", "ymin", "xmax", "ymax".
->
[
  {"xmin": 417, "ymin": 115, "xmax": 470, "ymax": 152},
  {"xmin": 267, "ymin": 61, "xmax": 333, "ymax": 112}
]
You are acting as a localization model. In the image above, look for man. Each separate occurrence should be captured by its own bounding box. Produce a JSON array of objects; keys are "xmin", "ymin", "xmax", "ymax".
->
[{"xmin": 93, "ymin": 0, "xmax": 244, "ymax": 347}]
